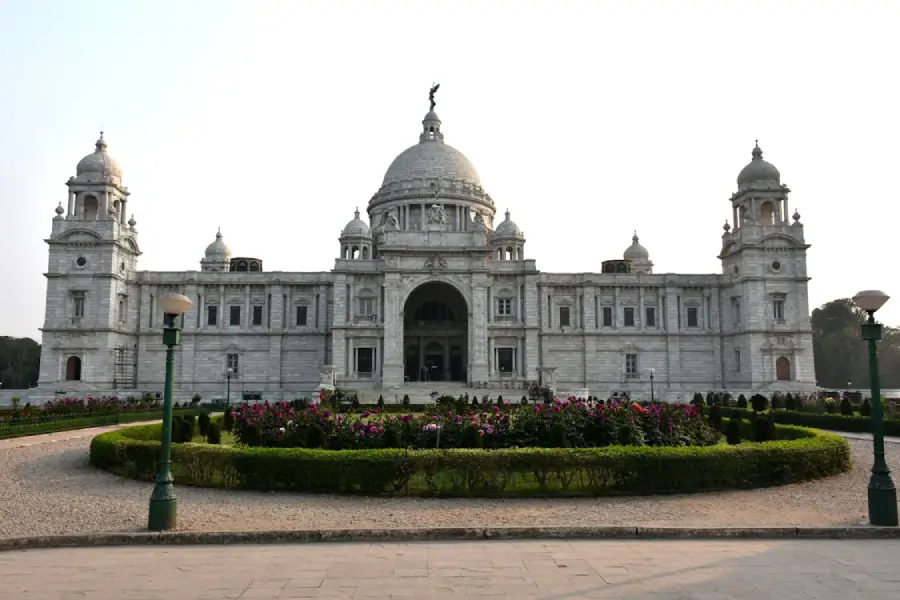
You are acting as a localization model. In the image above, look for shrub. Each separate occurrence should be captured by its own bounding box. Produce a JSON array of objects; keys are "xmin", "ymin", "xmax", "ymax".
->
[
  {"xmin": 206, "ymin": 422, "xmax": 221, "ymax": 445},
  {"xmin": 737, "ymin": 394, "xmax": 748, "ymax": 409},
  {"xmin": 377, "ymin": 395, "xmax": 385, "ymax": 409},
  {"xmin": 750, "ymin": 394, "xmax": 768, "ymax": 413},
  {"xmin": 725, "ymin": 419, "xmax": 742, "ymax": 445},
  {"xmin": 178, "ymin": 418, "xmax": 193, "ymax": 443},
  {"xmin": 840, "ymin": 397, "xmax": 854, "ymax": 416},
  {"xmin": 521, "ymin": 396, "xmax": 528, "ymax": 405},
  {"xmin": 198, "ymin": 413, "xmax": 211, "ymax": 436},
  {"xmin": 860, "ymin": 399, "xmax": 872, "ymax": 417},
  {"xmin": 549, "ymin": 422, "xmax": 569, "ymax": 448},
  {"xmin": 402, "ymin": 395, "xmax": 410, "ymax": 410},
  {"xmin": 383, "ymin": 428, "xmax": 401, "ymax": 448},
  {"xmin": 306, "ymin": 425, "xmax": 327, "ymax": 449},
  {"xmin": 691, "ymin": 392, "xmax": 704, "ymax": 406},
  {"xmin": 171, "ymin": 416, "xmax": 183, "ymax": 443},
  {"xmin": 826, "ymin": 400, "xmax": 838, "ymax": 414},
  {"xmin": 705, "ymin": 392, "xmax": 714, "ymax": 407},
  {"xmin": 471, "ymin": 396, "xmax": 479, "ymax": 406},
  {"xmin": 90, "ymin": 421, "xmax": 852, "ymax": 497},
  {"xmin": 722, "ymin": 393, "xmax": 733, "ymax": 407},
  {"xmin": 223, "ymin": 410, "xmax": 235, "ymax": 433},
  {"xmin": 191, "ymin": 393, "xmax": 201, "ymax": 406},
  {"xmin": 771, "ymin": 394, "xmax": 784, "ymax": 410},
  {"xmin": 754, "ymin": 412, "xmax": 776, "ymax": 442},
  {"xmin": 708, "ymin": 404, "xmax": 723, "ymax": 432},
  {"xmin": 460, "ymin": 425, "xmax": 483, "ymax": 449}
]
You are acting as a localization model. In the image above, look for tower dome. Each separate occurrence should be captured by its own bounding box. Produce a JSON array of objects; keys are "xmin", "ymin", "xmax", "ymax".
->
[
  {"xmin": 205, "ymin": 228, "xmax": 231, "ymax": 260},
  {"xmin": 623, "ymin": 231, "xmax": 649, "ymax": 261},
  {"xmin": 494, "ymin": 210, "xmax": 522, "ymax": 237},
  {"xmin": 75, "ymin": 132, "xmax": 122, "ymax": 185},
  {"xmin": 380, "ymin": 110, "xmax": 481, "ymax": 187},
  {"xmin": 342, "ymin": 208, "xmax": 371, "ymax": 237},
  {"xmin": 737, "ymin": 141, "xmax": 780, "ymax": 186}
]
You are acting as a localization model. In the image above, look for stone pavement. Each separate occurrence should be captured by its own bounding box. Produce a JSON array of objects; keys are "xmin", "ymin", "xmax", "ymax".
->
[
  {"xmin": 0, "ymin": 420, "xmax": 160, "ymax": 451},
  {"xmin": 2, "ymin": 539, "xmax": 900, "ymax": 599}
]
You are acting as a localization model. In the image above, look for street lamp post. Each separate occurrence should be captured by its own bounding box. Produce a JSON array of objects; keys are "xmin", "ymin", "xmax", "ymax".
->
[
  {"xmin": 852, "ymin": 289, "xmax": 898, "ymax": 527},
  {"xmin": 649, "ymin": 368, "xmax": 655, "ymax": 403},
  {"xmin": 225, "ymin": 368, "xmax": 233, "ymax": 410},
  {"xmin": 148, "ymin": 293, "xmax": 192, "ymax": 532}
]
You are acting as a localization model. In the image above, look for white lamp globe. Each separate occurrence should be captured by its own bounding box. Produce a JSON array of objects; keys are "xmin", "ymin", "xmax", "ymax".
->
[
  {"xmin": 159, "ymin": 293, "xmax": 193, "ymax": 316},
  {"xmin": 852, "ymin": 290, "xmax": 890, "ymax": 313}
]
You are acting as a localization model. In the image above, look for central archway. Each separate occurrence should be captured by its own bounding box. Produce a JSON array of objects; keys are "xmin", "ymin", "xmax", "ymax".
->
[{"xmin": 403, "ymin": 281, "xmax": 468, "ymax": 382}]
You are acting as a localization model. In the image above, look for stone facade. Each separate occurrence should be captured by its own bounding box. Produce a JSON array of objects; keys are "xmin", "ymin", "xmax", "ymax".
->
[{"xmin": 36, "ymin": 111, "xmax": 815, "ymax": 403}]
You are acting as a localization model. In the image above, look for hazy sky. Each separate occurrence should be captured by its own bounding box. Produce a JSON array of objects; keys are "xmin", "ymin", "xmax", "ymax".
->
[{"xmin": 1, "ymin": 0, "xmax": 899, "ymax": 339}]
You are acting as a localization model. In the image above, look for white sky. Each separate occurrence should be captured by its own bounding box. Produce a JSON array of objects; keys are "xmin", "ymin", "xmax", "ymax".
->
[{"xmin": 1, "ymin": 0, "xmax": 899, "ymax": 338}]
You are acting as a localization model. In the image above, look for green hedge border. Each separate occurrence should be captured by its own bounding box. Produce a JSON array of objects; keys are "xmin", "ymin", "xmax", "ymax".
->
[
  {"xmin": 0, "ymin": 410, "xmax": 202, "ymax": 440},
  {"xmin": 89, "ymin": 419, "xmax": 851, "ymax": 497},
  {"xmin": 728, "ymin": 407, "xmax": 900, "ymax": 437}
]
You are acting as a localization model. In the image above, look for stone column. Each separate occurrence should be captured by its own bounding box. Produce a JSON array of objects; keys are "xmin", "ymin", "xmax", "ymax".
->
[
  {"xmin": 244, "ymin": 285, "xmax": 250, "ymax": 328},
  {"xmin": 218, "ymin": 285, "xmax": 225, "ymax": 331},
  {"xmin": 67, "ymin": 190, "xmax": 75, "ymax": 219},
  {"xmin": 444, "ymin": 337, "xmax": 450, "ymax": 381},
  {"xmin": 420, "ymin": 203, "xmax": 425, "ymax": 229},
  {"xmin": 380, "ymin": 276, "xmax": 404, "ymax": 388},
  {"xmin": 470, "ymin": 280, "xmax": 489, "ymax": 383},
  {"xmin": 419, "ymin": 336, "xmax": 424, "ymax": 380}
]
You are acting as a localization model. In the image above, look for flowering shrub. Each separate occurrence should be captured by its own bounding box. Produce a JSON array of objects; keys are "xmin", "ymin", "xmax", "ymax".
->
[{"xmin": 231, "ymin": 398, "xmax": 719, "ymax": 450}]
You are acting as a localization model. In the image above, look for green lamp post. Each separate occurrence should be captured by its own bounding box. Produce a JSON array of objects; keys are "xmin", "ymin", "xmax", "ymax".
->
[
  {"xmin": 852, "ymin": 289, "xmax": 898, "ymax": 527},
  {"xmin": 148, "ymin": 293, "xmax": 193, "ymax": 532},
  {"xmin": 649, "ymin": 368, "xmax": 655, "ymax": 403}
]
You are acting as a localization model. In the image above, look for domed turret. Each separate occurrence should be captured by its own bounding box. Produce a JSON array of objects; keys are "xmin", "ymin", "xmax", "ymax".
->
[
  {"xmin": 623, "ymin": 232, "xmax": 653, "ymax": 274},
  {"xmin": 75, "ymin": 132, "xmax": 122, "ymax": 185},
  {"xmin": 737, "ymin": 141, "xmax": 780, "ymax": 187},
  {"xmin": 201, "ymin": 228, "xmax": 232, "ymax": 272},
  {"xmin": 339, "ymin": 208, "xmax": 374, "ymax": 260},
  {"xmin": 492, "ymin": 210, "xmax": 525, "ymax": 261}
]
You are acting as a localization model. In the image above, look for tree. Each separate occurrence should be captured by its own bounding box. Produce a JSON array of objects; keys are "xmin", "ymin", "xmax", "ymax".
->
[
  {"xmin": 812, "ymin": 299, "xmax": 900, "ymax": 389},
  {"xmin": 0, "ymin": 337, "xmax": 41, "ymax": 390}
]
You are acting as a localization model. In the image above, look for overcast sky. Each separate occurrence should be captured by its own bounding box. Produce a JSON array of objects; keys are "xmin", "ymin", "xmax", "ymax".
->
[{"xmin": 1, "ymin": 0, "xmax": 899, "ymax": 339}]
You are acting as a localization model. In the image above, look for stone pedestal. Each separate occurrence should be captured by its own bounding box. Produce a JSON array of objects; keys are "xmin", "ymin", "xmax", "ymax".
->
[{"xmin": 318, "ymin": 365, "xmax": 335, "ymax": 392}]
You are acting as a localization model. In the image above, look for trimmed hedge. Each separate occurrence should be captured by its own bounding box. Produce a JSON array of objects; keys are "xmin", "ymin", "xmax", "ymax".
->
[
  {"xmin": 89, "ymin": 419, "xmax": 852, "ymax": 497},
  {"xmin": 0, "ymin": 409, "xmax": 202, "ymax": 440},
  {"xmin": 729, "ymin": 407, "xmax": 900, "ymax": 437}
]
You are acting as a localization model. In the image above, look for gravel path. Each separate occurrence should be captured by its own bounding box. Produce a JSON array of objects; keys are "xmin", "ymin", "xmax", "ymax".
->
[{"xmin": 1, "ymin": 426, "xmax": 898, "ymax": 539}]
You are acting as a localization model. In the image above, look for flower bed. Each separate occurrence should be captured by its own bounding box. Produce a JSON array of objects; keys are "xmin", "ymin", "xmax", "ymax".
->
[
  {"xmin": 231, "ymin": 399, "xmax": 720, "ymax": 450},
  {"xmin": 89, "ymin": 417, "xmax": 851, "ymax": 497}
]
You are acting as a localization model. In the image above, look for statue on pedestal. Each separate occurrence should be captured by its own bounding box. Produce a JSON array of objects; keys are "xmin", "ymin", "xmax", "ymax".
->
[{"xmin": 427, "ymin": 204, "xmax": 447, "ymax": 225}]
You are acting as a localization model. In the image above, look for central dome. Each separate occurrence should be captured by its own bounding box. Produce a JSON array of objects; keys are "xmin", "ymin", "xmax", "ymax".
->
[{"xmin": 380, "ymin": 110, "xmax": 481, "ymax": 187}]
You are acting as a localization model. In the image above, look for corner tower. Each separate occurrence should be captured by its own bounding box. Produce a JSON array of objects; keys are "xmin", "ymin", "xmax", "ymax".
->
[
  {"xmin": 719, "ymin": 142, "xmax": 813, "ymax": 391},
  {"xmin": 38, "ymin": 133, "xmax": 142, "ymax": 394}
]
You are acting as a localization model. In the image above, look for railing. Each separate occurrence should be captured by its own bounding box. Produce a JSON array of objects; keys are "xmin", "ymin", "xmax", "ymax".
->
[
  {"xmin": 624, "ymin": 372, "xmax": 641, "ymax": 380},
  {"xmin": 494, "ymin": 315, "xmax": 517, "ymax": 322},
  {"xmin": 354, "ymin": 314, "xmax": 378, "ymax": 324}
]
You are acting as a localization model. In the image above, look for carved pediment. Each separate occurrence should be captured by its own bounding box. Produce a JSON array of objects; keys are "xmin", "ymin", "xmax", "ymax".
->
[
  {"xmin": 620, "ymin": 343, "xmax": 640, "ymax": 354},
  {"xmin": 59, "ymin": 230, "xmax": 104, "ymax": 243}
]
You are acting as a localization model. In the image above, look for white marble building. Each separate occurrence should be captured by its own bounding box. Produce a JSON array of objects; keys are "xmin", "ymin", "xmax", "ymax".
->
[{"xmin": 36, "ymin": 99, "xmax": 815, "ymax": 403}]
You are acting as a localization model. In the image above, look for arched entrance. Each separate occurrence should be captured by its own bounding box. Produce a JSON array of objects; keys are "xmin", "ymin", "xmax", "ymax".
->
[
  {"xmin": 65, "ymin": 356, "xmax": 82, "ymax": 381},
  {"xmin": 404, "ymin": 281, "xmax": 468, "ymax": 382},
  {"xmin": 775, "ymin": 356, "xmax": 791, "ymax": 381}
]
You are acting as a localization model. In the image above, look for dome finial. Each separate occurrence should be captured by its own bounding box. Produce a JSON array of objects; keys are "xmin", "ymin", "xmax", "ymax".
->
[
  {"xmin": 354, "ymin": 207, "xmax": 360, "ymax": 219},
  {"xmin": 429, "ymin": 83, "xmax": 440, "ymax": 112},
  {"xmin": 505, "ymin": 209, "xmax": 510, "ymax": 220},
  {"xmin": 216, "ymin": 227, "xmax": 222, "ymax": 239},
  {"xmin": 752, "ymin": 140, "xmax": 762, "ymax": 160},
  {"xmin": 632, "ymin": 230, "xmax": 639, "ymax": 244},
  {"xmin": 95, "ymin": 130, "xmax": 107, "ymax": 152}
]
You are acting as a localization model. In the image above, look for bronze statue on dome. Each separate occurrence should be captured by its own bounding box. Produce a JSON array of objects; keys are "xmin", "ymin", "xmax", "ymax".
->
[{"xmin": 429, "ymin": 83, "xmax": 440, "ymax": 111}]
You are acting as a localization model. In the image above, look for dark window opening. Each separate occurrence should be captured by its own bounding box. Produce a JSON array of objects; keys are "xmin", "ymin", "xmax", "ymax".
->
[
  {"xmin": 229, "ymin": 306, "xmax": 241, "ymax": 326},
  {"xmin": 602, "ymin": 306, "xmax": 613, "ymax": 327},
  {"xmin": 296, "ymin": 305, "xmax": 307, "ymax": 326},
  {"xmin": 207, "ymin": 305, "xmax": 218, "ymax": 326},
  {"xmin": 645, "ymin": 306, "xmax": 656, "ymax": 327},
  {"xmin": 252, "ymin": 305, "xmax": 263, "ymax": 326},
  {"xmin": 687, "ymin": 307, "xmax": 699, "ymax": 327},
  {"xmin": 559, "ymin": 306, "xmax": 571, "ymax": 327},
  {"xmin": 624, "ymin": 307, "xmax": 635, "ymax": 327}
]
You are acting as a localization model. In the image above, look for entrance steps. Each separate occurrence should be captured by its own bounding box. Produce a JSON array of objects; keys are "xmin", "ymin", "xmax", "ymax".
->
[{"xmin": 379, "ymin": 383, "xmax": 530, "ymax": 405}]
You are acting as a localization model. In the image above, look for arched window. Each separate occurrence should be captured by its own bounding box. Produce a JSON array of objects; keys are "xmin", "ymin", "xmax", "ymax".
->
[
  {"xmin": 351, "ymin": 246, "xmax": 359, "ymax": 259},
  {"xmin": 362, "ymin": 247, "xmax": 370, "ymax": 259},
  {"xmin": 776, "ymin": 356, "xmax": 791, "ymax": 381},
  {"xmin": 65, "ymin": 356, "xmax": 82, "ymax": 381},
  {"xmin": 760, "ymin": 201, "xmax": 775, "ymax": 225}
]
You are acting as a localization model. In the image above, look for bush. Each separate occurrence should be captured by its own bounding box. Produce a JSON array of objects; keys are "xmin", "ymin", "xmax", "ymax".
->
[
  {"xmin": 753, "ymin": 412, "xmax": 776, "ymax": 443},
  {"xmin": 771, "ymin": 394, "xmax": 784, "ymax": 410},
  {"xmin": 737, "ymin": 394, "xmax": 748, "ymax": 409},
  {"xmin": 178, "ymin": 418, "xmax": 193, "ymax": 443},
  {"xmin": 171, "ymin": 416, "xmax": 183, "ymax": 443},
  {"xmin": 377, "ymin": 395, "xmax": 385, "ymax": 409},
  {"xmin": 521, "ymin": 396, "xmax": 528, "ymax": 405},
  {"xmin": 306, "ymin": 425, "xmax": 327, "ymax": 449},
  {"xmin": 90, "ymin": 421, "xmax": 852, "ymax": 497},
  {"xmin": 198, "ymin": 413, "xmax": 211, "ymax": 436},
  {"xmin": 460, "ymin": 425, "xmax": 483, "ymax": 449},
  {"xmin": 223, "ymin": 410, "xmax": 235, "ymax": 433},
  {"xmin": 191, "ymin": 393, "xmax": 202, "ymax": 406},
  {"xmin": 840, "ymin": 397, "xmax": 854, "ymax": 416},
  {"xmin": 826, "ymin": 400, "xmax": 838, "ymax": 414},
  {"xmin": 705, "ymin": 392, "xmax": 714, "ymax": 407},
  {"xmin": 725, "ymin": 419, "xmax": 742, "ymax": 445},
  {"xmin": 860, "ymin": 399, "xmax": 872, "ymax": 417},
  {"xmin": 785, "ymin": 393, "xmax": 795, "ymax": 411},
  {"xmin": 691, "ymin": 392, "xmax": 704, "ymax": 406},
  {"xmin": 750, "ymin": 394, "xmax": 768, "ymax": 413},
  {"xmin": 206, "ymin": 422, "xmax": 221, "ymax": 444},
  {"xmin": 402, "ymin": 395, "xmax": 410, "ymax": 410},
  {"xmin": 708, "ymin": 404, "xmax": 723, "ymax": 432}
]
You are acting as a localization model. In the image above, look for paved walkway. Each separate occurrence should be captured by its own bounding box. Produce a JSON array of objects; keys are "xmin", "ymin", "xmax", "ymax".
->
[
  {"xmin": 1, "ymin": 539, "xmax": 899, "ymax": 599},
  {"xmin": 835, "ymin": 431, "xmax": 900, "ymax": 444},
  {"xmin": 0, "ymin": 420, "xmax": 160, "ymax": 451}
]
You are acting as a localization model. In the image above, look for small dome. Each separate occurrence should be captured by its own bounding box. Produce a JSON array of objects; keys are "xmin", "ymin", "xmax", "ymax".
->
[
  {"xmin": 342, "ymin": 208, "xmax": 371, "ymax": 237},
  {"xmin": 76, "ymin": 132, "xmax": 122, "ymax": 184},
  {"xmin": 205, "ymin": 228, "xmax": 231, "ymax": 259},
  {"xmin": 737, "ymin": 142, "xmax": 780, "ymax": 186},
  {"xmin": 624, "ymin": 231, "xmax": 649, "ymax": 261},
  {"xmin": 494, "ymin": 210, "xmax": 521, "ymax": 236}
]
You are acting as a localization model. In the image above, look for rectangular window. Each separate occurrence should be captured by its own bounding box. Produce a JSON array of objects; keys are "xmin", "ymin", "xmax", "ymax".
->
[
  {"xmin": 645, "ymin": 306, "xmax": 656, "ymax": 327},
  {"xmin": 226, "ymin": 353, "xmax": 239, "ymax": 374},
  {"xmin": 359, "ymin": 297, "xmax": 375, "ymax": 316},
  {"xmin": 559, "ymin": 306, "xmax": 571, "ymax": 327},
  {"xmin": 296, "ymin": 305, "xmax": 307, "ymax": 326},
  {"xmin": 625, "ymin": 353, "xmax": 638, "ymax": 378},
  {"xmin": 687, "ymin": 306, "xmax": 699, "ymax": 327},
  {"xmin": 229, "ymin": 305, "xmax": 241, "ymax": 326},
  {"xmin": 732, "ymin": 298, "xmax": 741, "ymax": 325},
  {"xmin": 356, "ymin": 347, "xmax": 374, "ymax": 374},
  {"xmin": 252, "ymin": 305, "xmax": 263, "ymax": 326},
  {"xmin": 497, "ymin": 298, "xmax": 512, "ymax": 317},
  {"xmin": 734, "ymin": 348, "xmax": 741, "ymax": 372},
  {"xmin": 72, "ymin": 292, "xmax": 85, "ymax": 318},
  {"xmin": 207, "ymin": 305, "xmax": 218, "ymax": 326},
  {"xmin": 773, "ymin": 299, "xmax": 785, "ymax": 322},
  {"xmin": 602, "ymin": 306, "xmax": 613, "ymax": 327},
  {"xmin": 623, "ymin": 307, "xmax": 635, "ymax": 327},
  {"xmin": 497, "ymin": 347, "xmax": 515, "ymax": 373}
]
